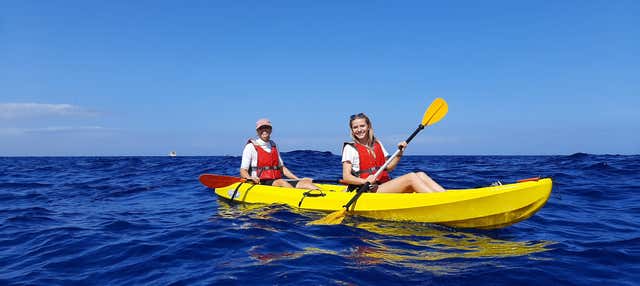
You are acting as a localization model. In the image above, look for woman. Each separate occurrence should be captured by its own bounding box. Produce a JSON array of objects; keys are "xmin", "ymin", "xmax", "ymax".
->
[
  {"xmin": 341, "ymin": 113, "xmax": 445, "ymax": 193},
  {"xmin": 240, "ymin": 118, "xmax": 319, "ymax": 190}
]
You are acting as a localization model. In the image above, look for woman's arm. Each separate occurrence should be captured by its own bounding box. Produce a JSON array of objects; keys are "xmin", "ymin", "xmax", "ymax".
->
[
  {"xmin": 385, "ymin": 141, "xmax": 406, "ymax": 172},
  {"xmin": 342, "ymin": 161, "xmax": 367, "ymax": 185},
  {"xmin": 240, "ymin": 168, "xmax": 259, "ymax": 183},
  {"xmin": 240, "ymin": 144, "xmax": 260, "ymax": 183},
  {"xmin": 282, "ymin": 166, "xmax": 299, "ymax": 180}
]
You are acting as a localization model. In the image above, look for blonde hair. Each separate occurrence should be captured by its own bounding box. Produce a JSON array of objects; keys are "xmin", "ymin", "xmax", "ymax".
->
[{"xmin": 349, "ymin": 113, "xmax": 376, "ymax": 147}]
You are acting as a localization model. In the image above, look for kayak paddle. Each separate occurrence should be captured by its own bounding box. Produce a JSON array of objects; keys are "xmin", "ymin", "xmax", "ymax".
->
[
  {"xmin": 307, "ymin": 97, "xmax": 448, "ymax": 225},
  {"xmin": 199, "ymin": 174, "xmax": 247, "ymax": 188},
  {"xmin": 199, "ymin": 173, "xmax": 344, "ymax": 188}
]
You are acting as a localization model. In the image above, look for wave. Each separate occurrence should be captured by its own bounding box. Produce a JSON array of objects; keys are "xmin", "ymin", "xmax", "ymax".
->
[{"xmin": 0, "ymin": 155, "xmax": 638, "ymax": 285}]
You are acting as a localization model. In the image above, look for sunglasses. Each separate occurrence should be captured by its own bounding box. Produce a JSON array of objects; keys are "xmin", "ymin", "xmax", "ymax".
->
[{"xmin": 350, "ymin": 113, "xmax": 365, "ymax": 120}]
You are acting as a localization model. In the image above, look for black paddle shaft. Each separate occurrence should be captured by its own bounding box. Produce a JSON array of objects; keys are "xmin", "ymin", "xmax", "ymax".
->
[
  {"xmin": 343, "ymin": 182, "xmax": 370, "ymax": 210},
  {"xmin": 405, "ymin": 124, "xmax": 425, "ymax": 145}
]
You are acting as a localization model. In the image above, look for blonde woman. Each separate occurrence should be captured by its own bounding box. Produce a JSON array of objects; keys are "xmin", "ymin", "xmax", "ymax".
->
[{"xmin": 341, "ymin": 113, "xmax": 445, "ymax": 193}]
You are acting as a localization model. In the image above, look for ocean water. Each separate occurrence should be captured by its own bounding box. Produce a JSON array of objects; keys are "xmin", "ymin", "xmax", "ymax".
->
[{"xmin": 1, "ymin": 152, "xmax": 639, "ymax": 285}]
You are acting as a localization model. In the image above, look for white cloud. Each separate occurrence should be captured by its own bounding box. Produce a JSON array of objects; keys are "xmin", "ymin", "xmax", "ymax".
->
[
  {"xmin": 0, "ymin": 128, "xmax": 23, "ymax": 136},
  {"xmin": 0, "ymin": 126, "xmax": 111, "ymax": 136},
  {"xmin": 0, "ymin": 103, "xmax": 98, "ymax": 119},
  {"xmin": 25, "ymin": 126, "xmax": 108, "ymax": 133}
]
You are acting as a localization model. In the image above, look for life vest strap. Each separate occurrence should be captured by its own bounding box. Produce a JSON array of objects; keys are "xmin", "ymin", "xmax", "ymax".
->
[
  {"xmin": 254, "ymin": 165, "xmax": 283, "ymax": 171},
  {"xmin": 351, "ymin": 166, "xmax": 381, "ymax": 177}
]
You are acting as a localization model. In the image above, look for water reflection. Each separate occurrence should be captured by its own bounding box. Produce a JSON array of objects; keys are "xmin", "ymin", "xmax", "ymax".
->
[
  {"xmin": 214, "ymin": 201, "xmax": 286, "ymax": 221},
  {"xmin": 248, "ymin": 246, "xmax": 338, "ymax": 265},
  {"xmin": 213, "ymin": 201, "xmax": 554, "ymax": 273},
  {"xmin": 344, "ymin": 220, "xmax": 554, "ymax": 273}
]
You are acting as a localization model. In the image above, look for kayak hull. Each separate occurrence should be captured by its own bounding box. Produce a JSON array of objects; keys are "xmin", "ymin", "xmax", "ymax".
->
[{"xmin": 210, "ymin": 178, "xmax": 553, "ymax": 229}]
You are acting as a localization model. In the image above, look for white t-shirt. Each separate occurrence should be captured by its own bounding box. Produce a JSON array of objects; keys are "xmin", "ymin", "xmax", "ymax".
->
[
  {"xmin": 341, "ymin": 141, "xmax": 389, "ymax": 172},
  {"xmin": 241, "ymin": 139, "xmax": 285, "ymax": 177}
]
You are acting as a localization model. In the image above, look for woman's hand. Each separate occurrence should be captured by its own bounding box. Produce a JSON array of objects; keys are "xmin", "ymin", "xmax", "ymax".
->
[
  {"xmin": 249, "ymin": 176, "xmax": 260, "ymax": 184},
  {"xmin": 397, "ymin": 141, "xmax": 407, "ymax": 151},
  {"xmin": 365, "ymin": 175, "xmax": 377, "ymax": 184}
]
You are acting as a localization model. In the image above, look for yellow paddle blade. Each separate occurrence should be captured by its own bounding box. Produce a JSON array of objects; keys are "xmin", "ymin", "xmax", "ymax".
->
[
  {"xmin": 307, "ymin": 209, "xmax": 347, "ymax": 225},
  {"xmin": 421, "ymin": 97, "xmax": 448, "ymax": 126}
]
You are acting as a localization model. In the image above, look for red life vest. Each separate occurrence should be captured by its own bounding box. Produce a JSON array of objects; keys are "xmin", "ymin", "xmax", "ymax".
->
[
  {"xmin": 249, "ymin": 139, "xmax": 283, "ymax": 180},
  {"xmin": 345, "ymin": 141, "xmax": 391, "ymax": 183}
]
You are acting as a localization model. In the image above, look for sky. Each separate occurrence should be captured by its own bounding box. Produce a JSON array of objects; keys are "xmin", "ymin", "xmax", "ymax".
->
[{"xmin": 1, "ymin": 1, "xmax": 638, "ymax": 156}]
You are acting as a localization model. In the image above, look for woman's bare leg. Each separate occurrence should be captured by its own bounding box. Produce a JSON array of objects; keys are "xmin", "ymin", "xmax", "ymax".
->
[
  {"xmin": 295, "ymin": 178, "xmax": 320, "ymax": 190},
  {"xmin": 416, "ymin": 172, "xmax": 446, "ymax": 192},
  {"xmin": 272, "ymin": 179, "xmax": 294, "ymax": 188},
  {"xmin": 376, "ymin": 173, "xmax": 435, "ymax": 193}
]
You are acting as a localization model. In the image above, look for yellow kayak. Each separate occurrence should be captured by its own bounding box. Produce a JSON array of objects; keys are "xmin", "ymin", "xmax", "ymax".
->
[{"xmin": 204, "ymin": 175, "xmax": 552, "ymax": 229}]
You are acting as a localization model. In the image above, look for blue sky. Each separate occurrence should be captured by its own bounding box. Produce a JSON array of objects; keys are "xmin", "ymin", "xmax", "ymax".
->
[{"xmin": 1, "ymin": 1, "xmax": 638, "ymax": 156}]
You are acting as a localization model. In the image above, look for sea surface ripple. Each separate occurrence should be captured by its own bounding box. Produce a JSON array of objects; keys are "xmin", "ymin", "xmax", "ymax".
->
[{"xmin": 1, "ymin": 152, "xmax": 639, "ymax": 285}]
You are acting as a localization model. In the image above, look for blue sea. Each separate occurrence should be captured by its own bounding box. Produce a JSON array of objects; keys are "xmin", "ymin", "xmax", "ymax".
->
[{"xmin": 1, "ymin": 152, "xmax": 639, "ymax": 285}]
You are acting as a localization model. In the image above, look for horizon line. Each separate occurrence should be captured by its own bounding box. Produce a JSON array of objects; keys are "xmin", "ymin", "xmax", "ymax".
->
[{"xmin": 0, "ymin": 151, "xmax": 636, "ymax": 158}]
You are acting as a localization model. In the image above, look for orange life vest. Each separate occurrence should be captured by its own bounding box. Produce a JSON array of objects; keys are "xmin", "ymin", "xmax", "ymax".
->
[
  {"xmin": 249, "ymin": 139, "xmax": 283, "ymax": 180},
  {"xmin": 345, "ymin": 141, "xmax": 391, "ymax": 183}
]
